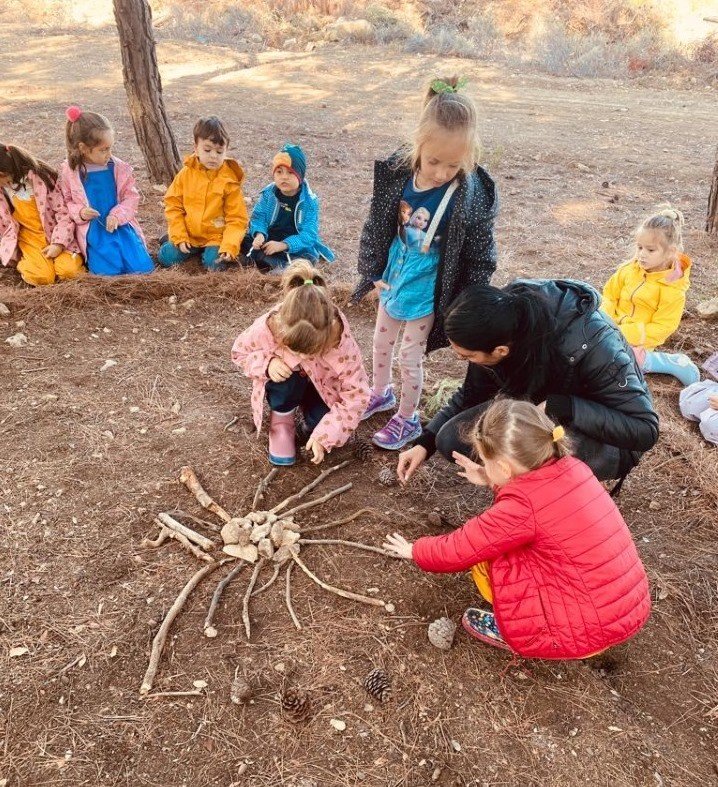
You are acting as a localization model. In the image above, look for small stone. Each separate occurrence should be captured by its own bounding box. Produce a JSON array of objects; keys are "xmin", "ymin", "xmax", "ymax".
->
[
  {"xmin": 168, "ymin": 295, "xmax": 178, "ymax": 305},
  {"xmin": 648, "ymin": 500, "xmax": 661, "ymax": 511},
  {"xmin": 5, "ymin": 332, "xmax": 27, "ymax": 347},
  {"xmin": 0, "ymin": 302, "xmax": 10, "ymax": 317},
  {"xmin": 330, "ymin": 718, "xmax": 346, "ymax": 732},
  {"xmin": 100, "ymin": 359, "xmax": 117, "ymax": 372}
]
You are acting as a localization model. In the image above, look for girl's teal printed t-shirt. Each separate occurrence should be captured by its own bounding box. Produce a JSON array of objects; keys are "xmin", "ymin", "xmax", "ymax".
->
[{"xmin": 380, "ymin": 175, "xmax": 456, "ymax": 321}]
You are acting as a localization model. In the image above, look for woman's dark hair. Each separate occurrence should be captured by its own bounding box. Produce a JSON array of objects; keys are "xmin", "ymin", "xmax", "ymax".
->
[
  {"xmin": 444, "ymin": 282, "xmax": 562, "ymax": 399},
  {"xmin": 0, "ymin": 144, "xmax": 58, "ymax": 191}
]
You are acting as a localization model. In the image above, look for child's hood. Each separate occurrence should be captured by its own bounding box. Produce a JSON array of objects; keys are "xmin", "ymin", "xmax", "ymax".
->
[
  {"xmin": 183, "ymin": 154, "xmax": 245, "ymax": 183},
  {"xmin": 630, "ymin": 253, "xmax": 692, "ymax": 292}
]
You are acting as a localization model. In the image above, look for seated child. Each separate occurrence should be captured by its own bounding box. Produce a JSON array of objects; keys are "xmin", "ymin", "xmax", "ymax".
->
[
  {"xmin": 59, "ymin": 106, "xmax": 154, "ymax": 276},
  {"xmin": 602, "ymin": 206, "xmax": 699, "ymax": 385},
  {"xmin": 159, "ymin": 117, "xmax": 248, "ymax": 270},
  {"xmin": 0, "ymin": 143, "xmax": 83, "ymax": 286},
  {"xmin": 680, "ymin": 380, "xmax": 718, "ymax": 446},
  {"xmin": 383, "ymin": 399, "xmax": 651, "ymax": 660},
  {"xmin": 241, "ymin": 143, "xmax": 334, "ymax": 272},
  {"xmin": 231, "ymin": 260, "xmax": 368, "ymax": 466}
]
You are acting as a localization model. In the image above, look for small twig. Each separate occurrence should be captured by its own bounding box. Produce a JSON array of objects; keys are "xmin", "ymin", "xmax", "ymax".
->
[
  {"xmin": 223, "ymin": 415, "xmax": 240, "ymax": 432},
  {"xmin": 4, "ymin": 697, "xmax": 12, "ymax": 759},
  {"xmin": 252, "ymin": 468, "xmax": 279, "ymax": 511},
  {"xmin": 140, "ymin": 527, "xmax": 170, "ymax": 549},
  {"xmin": 140, "ymin": 561, "xmax": 222, "ymax": 695},
  {"xmin": 291, "ymin": 554, "xmax": 387, "ymax": 608},
  {"xmin": 301, "ymin": 507, "xmax": 379, "ymax": 534},
  {"xmin": 204, "ymin": 561, "xmax": 246, "ymax": 637},
  {"xmin": 299, "ymin": 538, "xmax": 390, "ymax": 557},
  {"xmin": 283, "ymin": 483, "xmax": 353, "ymax": 519},
  {"xmin": 142, "ymin": 690, "xmax": 204, "ymax": 700},
  {"xmin": 179, "ymin": 466, "xmax": 232, "ymax": 523},
  {"xmin": 270, "ymin": 460, "xmax": 350, "ymax": 514},
  {"xmin": 171, "ymin": 509, "xmax": 221, "ymax": 533},
  {"xmin": 157, "ymin": 513, "xmax": 215, "ymax": 552},
  {"xmin": 165, "ymin": 527, "xmax": 215, "ymax": 563},
  {"xmin": 251, "ymin": 562, "xmax": 281, "ymax": 596},
  {"xmin": 242, "ymin": 559, "xmax": 265, "ymax": 641},
  {"xmin": 285, "ymin": 564, "xmax": 302, "ymax": 630}
]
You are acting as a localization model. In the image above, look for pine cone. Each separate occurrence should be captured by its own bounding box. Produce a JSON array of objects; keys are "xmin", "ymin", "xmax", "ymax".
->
[
  {"xmin": 363, "ymin": 667, "xmax": 392, "ymax": 703},
  {"xmin": 378, "ymin": 467, "xmax": 397, "ymax": 487},
  {"xmin": 281, "ymin": 687, "xmax": 312, "ymax": 723},
  {"xmin": 428, "ymin": 617, "xmax": 457, "ymax": 651},
  {"xmin": 353, "ymin": 439, "xmax": 374, "ymax": 462}
]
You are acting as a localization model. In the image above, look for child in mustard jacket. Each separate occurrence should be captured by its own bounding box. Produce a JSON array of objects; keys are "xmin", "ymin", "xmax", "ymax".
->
[
  {"xmin": 158, "ymin": 117, "xmax": 248, "ymax": 271},
  {"xmin": 602, "ymin": 206, "xmax": 699, "ymax": 385}
]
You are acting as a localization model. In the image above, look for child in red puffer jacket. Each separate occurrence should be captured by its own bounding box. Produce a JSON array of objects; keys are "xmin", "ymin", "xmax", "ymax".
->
[{"xmin": 383, "ymin": 398, "xmax": 651, "ymax": 660}]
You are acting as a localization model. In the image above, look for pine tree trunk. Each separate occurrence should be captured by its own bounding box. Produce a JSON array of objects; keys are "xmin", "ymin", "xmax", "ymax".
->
[
  {"xmin": 708, "ymin": 145, "xmax": 718, "ymax": 234},
  {"xmin": 113, "ymin": 0, "xmax": 181, "ymax": 184}
]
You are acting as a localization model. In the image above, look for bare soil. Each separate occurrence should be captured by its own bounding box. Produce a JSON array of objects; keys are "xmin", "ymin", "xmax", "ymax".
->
[{"xmin": 1, "ymin": 23, "xmax": 717, "ymax": 787}]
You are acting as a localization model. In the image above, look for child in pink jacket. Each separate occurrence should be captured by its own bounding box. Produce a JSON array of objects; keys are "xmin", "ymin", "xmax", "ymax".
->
[
  {"xmin": 0, "ymin": 143, "xmax": 83, "ymax": 286},
  {"xmin": 58, "ymin": 106, "xmax": 153, "ymax": 276},
  {"xmin": 231, "ymin": 260, "xmax": 370, "ymax": 466}
]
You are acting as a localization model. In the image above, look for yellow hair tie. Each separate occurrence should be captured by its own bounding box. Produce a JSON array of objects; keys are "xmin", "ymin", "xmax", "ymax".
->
[
  {"xmin": 303, "ymin": 279, "xmax": 314, "ymax": 286},
  {"xmin": 552, "ymin": 425, "xmax": 565, "ymax": 442}
]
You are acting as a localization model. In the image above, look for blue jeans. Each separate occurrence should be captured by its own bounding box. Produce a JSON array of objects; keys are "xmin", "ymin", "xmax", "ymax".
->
[
  {"xmin": 158, "ymin": 242, "xmax": 224, "ymax": 271},
  {"xmin": 265, "ymin": 371, "xmax": 329, "ymax": 432}
]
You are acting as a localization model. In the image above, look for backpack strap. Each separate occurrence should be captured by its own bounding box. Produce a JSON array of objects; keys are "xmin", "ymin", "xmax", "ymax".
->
[{"xmin": 421, "ymin": 179, "xmax": 459, "ymax": 254}]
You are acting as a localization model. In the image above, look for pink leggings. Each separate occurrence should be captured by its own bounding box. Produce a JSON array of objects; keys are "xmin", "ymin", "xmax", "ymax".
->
[{"xmin": 372, "ymin": 306, "xmax": 434, "ymax": 418}]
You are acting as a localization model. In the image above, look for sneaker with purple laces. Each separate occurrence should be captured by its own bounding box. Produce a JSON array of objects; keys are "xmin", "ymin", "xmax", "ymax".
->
[
  {"xmin": 372, "ymin": 412, "xmax": 422, "ymax": 450},
  {"xmin": 361, "ymin": 385, "xmax": 397, "ymax": 421}
]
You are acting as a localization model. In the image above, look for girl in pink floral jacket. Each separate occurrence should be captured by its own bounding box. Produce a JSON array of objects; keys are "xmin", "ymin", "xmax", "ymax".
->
[
  {"xmin": 0, "ymin": 144, "xmax": 83, "ymax": 286},
  {"xmin": 232, "ymin": 260, "xmax": 370, "ymax": 466},
  {"xmin": 58, "ymin": 106, "xmax": 153, "ymax": 276}
]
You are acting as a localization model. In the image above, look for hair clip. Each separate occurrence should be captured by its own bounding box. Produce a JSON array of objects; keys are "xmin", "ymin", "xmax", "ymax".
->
[
  {"xmin": 66, "ymin": 105, "xmax": 83, "ymax": 123},
  {"xmin": 552, "ymin": 425, "xmax": 565, "ymax": 442},
  {"xmin": 431, "ymin": 77, "xmax": 468, "ymax": 95}
]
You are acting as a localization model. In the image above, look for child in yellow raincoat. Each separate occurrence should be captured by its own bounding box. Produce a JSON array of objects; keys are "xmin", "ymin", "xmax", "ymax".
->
[
  {"xmin": 158, "ymin": 117, "xmax": 248, "ymax": 271},
  {"xmin": 602, "ymin": 206, "xmax": 699, "ymax": 385}
]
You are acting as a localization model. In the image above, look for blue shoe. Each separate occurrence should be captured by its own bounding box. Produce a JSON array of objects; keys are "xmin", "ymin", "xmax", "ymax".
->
[
  {"xmin": 372, "ymin": 412, "xmax": 421, "ymax": 451},
  {"xmin": 461, "ymin": 608, "xmax": 510, "ymax": 651},
  {"xmin": 643, "ymin": 351, "xmax": 700, "ymax": 386},
  {"xmin": 361, "ymin": 386, "xmax": 397, "ymax": 421}
]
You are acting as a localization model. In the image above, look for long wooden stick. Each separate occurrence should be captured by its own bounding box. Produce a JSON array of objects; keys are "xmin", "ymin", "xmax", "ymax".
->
[
  {"xmin": 203, "ymin": 561, "xmax": 246, "ymax": 637},
  {"xmin": 252, "ymin": 468, "xmax": 279, "ymax": 511},
  {"xmin": 140, "ymin": 561, "xmax": 222, "ymax": 695},
  {"xmin": 283, "ymin": 483, "xmax": 353, "ymax": 519},
  {"xmin": 166, "ymin": 528, "xmax": 215, "ymax": 563},
  {"xmin": 299, "ymin": 538, "xmax": 390, "ymax": 557},
  {"xmin": 141, "ymin": 528, "xmax": 170, "ymax": 548},
  {"xmin": 242, "ymin": 559, "xmax": 265, "ymax": 641},
  {"xmin": 157, "ymin": 513, "xmax": 215, "ymax": 552},
  {"xmin": 179, "ymin": 466, "xmax": 232, "ymax": 523},
  {"xmin": 251, "ymin": 562, "xmax": 281, "ymax": 597},
  {"xmin": 301, "ymin": 508, "xmax": 378, "ymax": 534},
  {"xmin": 270, "ymin": 461, "xmax": 350, "ymax": 514},
  {"xmin": 285, "ymin": 563, "xmax": 302, "ymax": 630},
  {"xmin": 291, "ymin": 554, "xmax": 386, "ymax": 608}
]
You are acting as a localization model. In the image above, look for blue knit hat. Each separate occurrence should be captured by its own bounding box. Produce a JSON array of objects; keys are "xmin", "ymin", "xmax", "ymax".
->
[{"xmin": 273, "ymin": 143, "xmax": 306, "ymax": 183}]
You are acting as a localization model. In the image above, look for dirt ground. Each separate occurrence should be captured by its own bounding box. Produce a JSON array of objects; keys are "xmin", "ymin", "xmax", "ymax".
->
[{"xmin": 1, "ymin": 22, "xmax": 717, "ymax": 787}]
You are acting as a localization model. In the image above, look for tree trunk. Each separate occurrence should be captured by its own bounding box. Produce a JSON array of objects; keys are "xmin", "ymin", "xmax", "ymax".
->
[
  {"xmin": 113, "ymin": 0, "xmax": 181, "ymax": 184},
  {"xmin": 708, "ymin": 145, "xmax": 718, "ymax": 234}
]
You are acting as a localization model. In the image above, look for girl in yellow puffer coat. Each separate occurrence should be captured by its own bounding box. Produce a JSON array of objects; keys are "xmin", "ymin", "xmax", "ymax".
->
[{"xmin": 602, "ymin": 206, "xmax": 699, "ymax": 385}]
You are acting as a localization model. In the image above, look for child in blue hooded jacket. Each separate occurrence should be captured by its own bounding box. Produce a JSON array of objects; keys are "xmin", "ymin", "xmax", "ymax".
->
[{"xmin": 241, "ymin": 143, "xmax": 334, "ymax": 272}]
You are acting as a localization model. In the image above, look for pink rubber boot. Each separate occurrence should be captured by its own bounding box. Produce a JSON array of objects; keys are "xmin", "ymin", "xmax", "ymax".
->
[{"xmin": 268, "ymin": 410, "xmax": 296, "ymax": 466}]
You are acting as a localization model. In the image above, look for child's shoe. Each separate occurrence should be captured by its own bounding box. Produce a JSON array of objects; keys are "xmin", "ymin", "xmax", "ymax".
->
[
  {"xmin": 461, "ymin": 608, "xmax": 510, "ymax": 651},
  {"xmin": 361, "ymin": 385, "xmax": 397, "ymax": 421},
  {"xmin": 643, "ymin": 351, "xmax": 700, "ymax": 386},
  {"xmin": 372, "ymin": 412, "xmax": 421, "ymax": 450},
  {"xmin": 268, "ymin": 410, "xmax": 296, "ymax": 466}
]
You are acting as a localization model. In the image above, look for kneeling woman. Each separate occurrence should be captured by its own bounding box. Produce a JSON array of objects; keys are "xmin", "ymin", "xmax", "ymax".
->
[
  {"xmin": 384, "ymin": 399, "xmax": 651, "ymax": 659},
  {"xmin": 399, "ymin": 279, "xmax": 659, "ymax": 484}
]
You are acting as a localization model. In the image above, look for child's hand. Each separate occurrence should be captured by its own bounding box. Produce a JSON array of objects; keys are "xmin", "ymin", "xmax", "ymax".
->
[
  {"xmin": 709, "ymin": 394, "xmax": 718, "ymax": 410},
  {"xmin": 305, "ymin": 436, "xmax": 325, "ymax": 465},
  {"xmin": 105, "ymin": 215, "xmax": 119, "ymax": 233},
  {"xmin": 178, "ymin": 242, "xmax": 192, "ymax": 254},
  {"xmin": 397, "ymin": 445, "xmax": 427, "ymax": 484},
  {"xmin": 218, "ymin": 252, "xmax": 234, "ymax": 263},
  {"xmin": 383, "ymin": 532, "xmax": 413, "ymax": 560},
  {"xmin": 41, "ymin": 244, "xmax": 64, "ymax": 259},
  {"xmin": 80, "ymin": 207, "xmax": 100, "ymax": 221},
  {"xmin": 252, "ymin": 233, "xmax": 265, "ymax": 250},
  {"xmin": 267, "ymin": 356, "xmax": 293, "ymax": 382},
  {"xmin": 452, "ymin": 451, "xmax": 489, "ymax": 486},
  {"xmin": 263, "ymin": 240, "xmax": 287, "ymax": 256}
]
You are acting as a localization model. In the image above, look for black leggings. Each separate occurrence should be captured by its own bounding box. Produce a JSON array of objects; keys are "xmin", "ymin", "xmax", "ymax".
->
[{"xmin": 435, "ymin": 403, "xmax": 629, "ymax": 482}]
